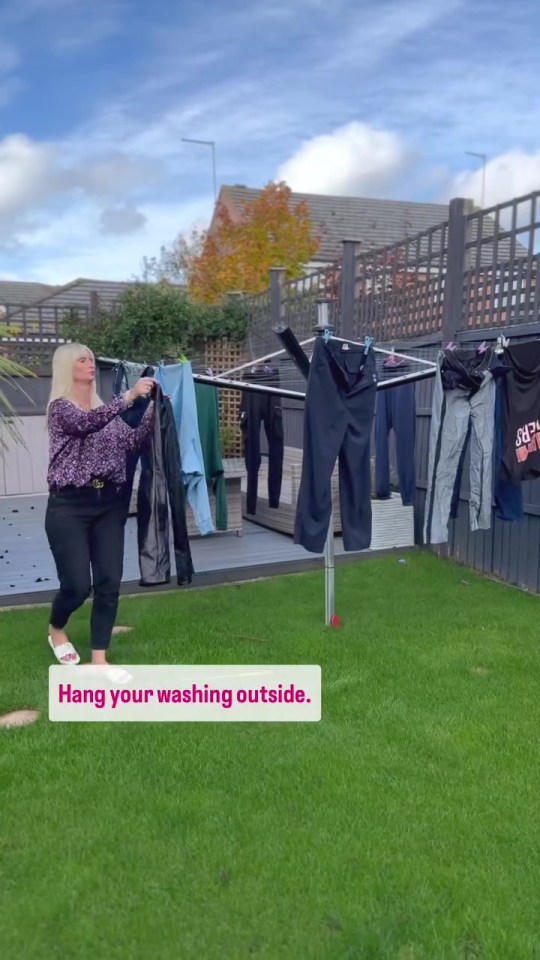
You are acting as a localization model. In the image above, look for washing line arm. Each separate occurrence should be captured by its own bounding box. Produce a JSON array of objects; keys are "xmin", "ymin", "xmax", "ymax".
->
[
  {"xmin": 191, "ymin": 372, "xmax": 306, "ymax": 400},
  {"xmin": 96, "ymin": 355, "xmax": 436, "ymax": 398},
  {"xmin": 273, "ymin": 325, "xmax": 311, "ymax": 379}
]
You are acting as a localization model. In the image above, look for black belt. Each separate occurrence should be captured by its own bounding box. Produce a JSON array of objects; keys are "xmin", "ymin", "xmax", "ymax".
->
[{"xmin": 51, "ymin": 478, "xmax": 113, "ymax": 493}]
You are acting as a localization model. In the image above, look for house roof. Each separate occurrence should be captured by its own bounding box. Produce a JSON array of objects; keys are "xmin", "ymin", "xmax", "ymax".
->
[
  {"xmin": 0, "ymin": 281, "xmax": 60, "ymax": 307},
  {"xmin": 218, "ymin": 185, "xmax": 527, "ymax": 267},
  {"xmin": 2, "ymin": 277, "xmax": 186, "ymax": 321},
  {"xmin": 220, "ymin": 185, "xmax": 453, "ymax": 262}
]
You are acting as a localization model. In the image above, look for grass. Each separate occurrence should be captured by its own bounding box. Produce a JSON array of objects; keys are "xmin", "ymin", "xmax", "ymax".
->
[{"xmin": 2, "ymin": 549, "xmax": 540, "ymax": 958}]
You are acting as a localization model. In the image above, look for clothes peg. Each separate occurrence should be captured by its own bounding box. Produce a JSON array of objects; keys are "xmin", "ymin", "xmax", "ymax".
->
[
  {"xmin": 495, "ymin": 334, "xmax": 510, "ymax": 355},
  {"xmin": 323, "ymin": 328, "xmax": 331, "ymax": 343},
  {"xmin": 384, "ymin": 352, "xmax": 406, "ymax": 368},
  {"xmin": 364, "ymin": 335, "xmax": 373, "ymax": 356}
]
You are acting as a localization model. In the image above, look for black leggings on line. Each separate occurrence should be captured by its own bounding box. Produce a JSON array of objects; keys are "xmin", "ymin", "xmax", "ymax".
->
[{"xmin": 45, "ymin": 486, "xmax": 127, "ymax": 650}]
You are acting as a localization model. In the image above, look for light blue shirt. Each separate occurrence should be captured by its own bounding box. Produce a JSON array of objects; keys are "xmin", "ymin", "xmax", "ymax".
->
[{"xmin": 155, "ymin": 361, "xmax": 214, "ymax": 536}]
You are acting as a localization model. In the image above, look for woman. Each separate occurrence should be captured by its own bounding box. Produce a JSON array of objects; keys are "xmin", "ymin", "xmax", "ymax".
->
[{"xmin": 45, "ymin": 342, "xmax": 156, "ymax": 666}]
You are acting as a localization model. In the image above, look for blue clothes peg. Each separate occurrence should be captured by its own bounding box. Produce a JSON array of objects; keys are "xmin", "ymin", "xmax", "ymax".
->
[
  {"xmin": 364, "ymin": 335, "xmax": 373, "ymax": 356},
  {"xmin": 323, "ymin": 328, "xmax": 331, "ymax": 343}
]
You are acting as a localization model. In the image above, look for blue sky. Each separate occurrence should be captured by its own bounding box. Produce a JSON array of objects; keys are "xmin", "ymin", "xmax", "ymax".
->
[{"xmin": 1, "ymin": 0, "xmax": 539, "ymax": 283}]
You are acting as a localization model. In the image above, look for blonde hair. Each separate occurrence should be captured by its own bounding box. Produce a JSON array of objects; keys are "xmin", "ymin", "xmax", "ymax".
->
[{"xmin": 46, "ymin": 342, "xmax": 103, "ymax": 420}]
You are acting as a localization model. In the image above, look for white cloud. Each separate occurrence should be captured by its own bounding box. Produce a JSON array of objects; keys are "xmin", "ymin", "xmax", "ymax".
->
[
  {"xmin": 0, "ymin": 134, "xmax": 56, "ymax": 222},
  {"xmin": 277, "ymin": 121, "xmax": 410, "ymax": 196},
  {"xmin": 11, "ymin": 198, "xmax": 212, "ymax": 284},
  {"xmin": 450, "ymin": 149, "xmax": 540, "ymax": 208},
  {"xmin": 0, "ymin": 132, "xmax": 166, "ymax": 248}
]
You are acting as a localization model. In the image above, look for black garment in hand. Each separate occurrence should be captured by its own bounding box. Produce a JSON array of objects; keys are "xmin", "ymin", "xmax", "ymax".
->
[
  {"xmin": 111, "ymin": 360, "xmax": 152, "ymax": 508},
  {"xmin": 240, "ymin": 366, "xmax": 284, "ymax": 514},
  {"xmin": 137, "ymin": 383, "xmax": 194, "ymax": 586}
]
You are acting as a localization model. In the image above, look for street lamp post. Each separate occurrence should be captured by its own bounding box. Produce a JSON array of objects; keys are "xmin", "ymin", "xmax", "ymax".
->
[
  {"xmin": 465, "ymin": 151, "xmax": 487, "ymax": 208},
  {"xmin": 182, "ymin": 138, "xmax": 217, "ymax": 202}
]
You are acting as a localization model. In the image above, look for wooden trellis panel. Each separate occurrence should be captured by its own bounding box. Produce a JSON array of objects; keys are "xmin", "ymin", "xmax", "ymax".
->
[{"xmin": 203, "ymin": 338, "xmax": 246, "ymax": 457}]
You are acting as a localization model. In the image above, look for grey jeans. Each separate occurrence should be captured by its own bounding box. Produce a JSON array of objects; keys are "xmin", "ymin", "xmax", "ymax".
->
[{"xmin": 424, "ymin": 357, "xmax": 495, "ymax": 545}]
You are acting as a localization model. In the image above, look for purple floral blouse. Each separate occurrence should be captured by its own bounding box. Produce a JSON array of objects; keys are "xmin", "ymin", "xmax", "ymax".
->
[{"xmin": 47, "ymin": 395, "xmax": 154, "ymax": 490}]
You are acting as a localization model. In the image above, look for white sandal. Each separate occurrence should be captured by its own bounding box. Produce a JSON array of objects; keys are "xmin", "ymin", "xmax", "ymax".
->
[{"xmin": 48, "ymin": 634, "xmax": 80, "ymax": 665}]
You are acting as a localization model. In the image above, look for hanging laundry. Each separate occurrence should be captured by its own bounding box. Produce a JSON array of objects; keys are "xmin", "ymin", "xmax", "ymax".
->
[
  {"xmin": 107, "ymin": 359, "xmax": 194, "ymax": 586},
  {"xmin": 137, "ymin": 382, "xmax": 194, "ymax": 586},
  {"xmin": 194, "ymin": 382, "xmax": 228, "ymax": 531},
  {"xmin": 375, "ymin": 382, "xmax": 416, "ymax": 506},
  {"xmin": 424, "ymin": 347, "xmax": 496, "ymax": 545},
  {"xmin": 154, "ymin": 361, "xmax": 214, "ymax": 536},
  {"xmin": 294, "ymin": 336, "xmax": 377, "ymax": 554},
  {"xmin": 494, "ymin": 373, "xmax": 524, "ymax": 522},
  {"xmin": 240, "ymin": 363, "xmax": 284, "ymax": 515},
  {"xmin": 501, "ymin": 340, "xmax": 540, "ymax": 483}
]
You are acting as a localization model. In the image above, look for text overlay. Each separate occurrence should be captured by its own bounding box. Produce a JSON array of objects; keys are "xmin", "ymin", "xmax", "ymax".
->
[{"xmin": 49, "ymin": 665, "xmax": 321, "ymax": 722}]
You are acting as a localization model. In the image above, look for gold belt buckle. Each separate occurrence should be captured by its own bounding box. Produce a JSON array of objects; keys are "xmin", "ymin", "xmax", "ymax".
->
[{"xmin": 92, "ymin": 478, "xmax": 105, "ymax": 489}]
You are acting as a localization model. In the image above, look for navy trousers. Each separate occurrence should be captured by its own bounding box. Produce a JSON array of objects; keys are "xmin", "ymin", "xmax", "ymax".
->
[
  {"xmin": 375, "ymin": 383, "xmax": 416, "ymax": 506},
  {"xmin": 294, "ymin": 338, "xmax": 377, "ymax": 553},
  {"xmin": 494, "ymin": 376, "xmax": 524, "ymax": 522}
]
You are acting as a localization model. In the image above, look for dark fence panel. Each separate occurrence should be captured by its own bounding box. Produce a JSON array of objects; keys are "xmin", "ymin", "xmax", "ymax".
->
[
  {"xmin": 354, "ymin": 221, "xmax": 449, "ymax": 341},
  {"xmin": 0, "ymin": 303, "xmax": 91, "ymax": 368},
  {"xmin": 462, "ymin": 192, "xmax": 540, "ymax": 331},
  {"xmin": 1, "ymin": 374, "xmax": 52, "ymax": 416}
]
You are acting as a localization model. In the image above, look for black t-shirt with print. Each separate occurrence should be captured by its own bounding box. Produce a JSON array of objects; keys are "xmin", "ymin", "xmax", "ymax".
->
[{"xmin": 502, "ymin": 341, "xmax": 540, "ymax": 482}]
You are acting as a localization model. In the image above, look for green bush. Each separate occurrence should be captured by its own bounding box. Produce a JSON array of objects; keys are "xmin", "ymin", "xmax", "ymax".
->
[{"xmin": 60, "ymin": 284, "xmax": 248, "ymax": 364}]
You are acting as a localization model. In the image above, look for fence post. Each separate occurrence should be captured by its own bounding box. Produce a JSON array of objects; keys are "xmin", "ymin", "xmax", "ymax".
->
[
  {"xmin": 441, "ymin": 197, "xmax": 469, "ymax": 343},
  {"xmin": 270, "ymin": 267, "xmax": 286, "ymax": 328},
  {"xmin": 340, "ymin": 239, "xmax": 357, "ymax": 339},
  {"xmin": 89, "ymin": 291, "xmax": 99, "ymax": 318}
]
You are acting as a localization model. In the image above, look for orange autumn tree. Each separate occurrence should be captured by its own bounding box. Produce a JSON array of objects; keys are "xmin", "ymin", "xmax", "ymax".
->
[{"xmin": 185, "ymin": 182, "xmax": 321, "ymax": 303}]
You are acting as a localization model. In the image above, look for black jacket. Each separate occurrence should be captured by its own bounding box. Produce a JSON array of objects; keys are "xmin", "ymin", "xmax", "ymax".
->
[
  {"xmin": 137, "ymin": 383, "xmax": 194, "ymax": 586},
  {"xmin": 108, "ymin": 360, "xmax": 194, "ymax": 587}
]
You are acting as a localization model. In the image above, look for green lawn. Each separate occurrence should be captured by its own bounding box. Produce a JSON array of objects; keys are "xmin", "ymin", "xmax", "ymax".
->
[{"xmin": 2, "ymin": 550, "xmax": 540, "ymax": 959}]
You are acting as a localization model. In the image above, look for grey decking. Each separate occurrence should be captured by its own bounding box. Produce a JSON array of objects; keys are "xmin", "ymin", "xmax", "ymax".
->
[{"xmin": 0, "ymin": 494, "xmax": 405, "ymax": 606}]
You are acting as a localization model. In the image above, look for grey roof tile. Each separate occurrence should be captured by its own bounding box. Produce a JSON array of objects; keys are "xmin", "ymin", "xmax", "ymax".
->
[
  {"xmin": 2, "ymin": 277, "xmax": 186, "ymax": 320},
  {"xmin": 0, "ymin": 281, "xmax": 59, "ymax": 307},
  {"xmin": 221, "ymin": 186, "xmax": 526, "ymax": 267}
]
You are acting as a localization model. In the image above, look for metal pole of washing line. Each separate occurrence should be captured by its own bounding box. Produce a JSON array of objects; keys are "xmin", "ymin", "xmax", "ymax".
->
[
  {"xmin": 275, "ymin": 298, "xmax": 338, "ymax": 627},
  {"xmin": 316, "ymin": 301, "xmax": 336, "ymax": 627}
]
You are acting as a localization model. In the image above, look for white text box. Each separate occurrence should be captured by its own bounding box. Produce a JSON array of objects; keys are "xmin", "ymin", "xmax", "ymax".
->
[{"xmin": 48, "ymin": 665, "xmax": 322, "ymax": 722}]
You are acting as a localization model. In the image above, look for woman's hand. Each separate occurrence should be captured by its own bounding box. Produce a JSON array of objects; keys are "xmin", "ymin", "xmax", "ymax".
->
[{"xmin": 124, "ymin": 377, "xmax": 157, "ymax": 405}]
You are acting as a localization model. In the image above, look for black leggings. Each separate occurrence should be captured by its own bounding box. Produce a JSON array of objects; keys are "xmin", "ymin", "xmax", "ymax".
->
[{"xmin": 45, "ymin": 486, "xmax": 127, "ymax": 650}]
